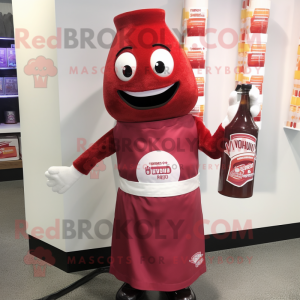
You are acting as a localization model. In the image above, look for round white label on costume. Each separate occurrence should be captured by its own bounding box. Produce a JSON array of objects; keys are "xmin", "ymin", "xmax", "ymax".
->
[{"xmin": 136, "ymin": 151, "xmax": 180, "ymax": 183}]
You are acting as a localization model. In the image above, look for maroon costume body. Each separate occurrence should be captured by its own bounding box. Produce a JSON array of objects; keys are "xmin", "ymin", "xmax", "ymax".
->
[
  {"xmin": 73, "ymin": 9, "xmax": 225, "ymax": 292},
  {"xmin": 74, "ymin": 116, "xmax": 224, "ymax": 291}
]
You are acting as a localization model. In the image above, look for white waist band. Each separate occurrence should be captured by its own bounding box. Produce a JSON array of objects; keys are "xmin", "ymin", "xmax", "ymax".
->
[{"xmin": 119, "ymin": 174, "xmax": 200, "ymax": 198}]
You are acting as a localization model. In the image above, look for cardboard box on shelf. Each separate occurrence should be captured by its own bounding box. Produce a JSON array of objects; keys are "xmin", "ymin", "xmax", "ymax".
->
[
  {"xmin": 7, "ymin": 48, "xmax": 16, "ymax": 68},
  {"xmin": 0, "ymin": 48, "xmax": 7, "ymax": 68},
  {"xmin": 4, "ymin": 77, "xmax": 18, "ymax": 95},
  {"xmin": 0, "ymin": 135, "xmax": 19, "ymax": 161}
]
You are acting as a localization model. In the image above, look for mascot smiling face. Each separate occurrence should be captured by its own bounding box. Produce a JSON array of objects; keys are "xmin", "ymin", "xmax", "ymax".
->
[{"xmin": 103, "ymin": 9, "xmax": 198, "ymax": 123}]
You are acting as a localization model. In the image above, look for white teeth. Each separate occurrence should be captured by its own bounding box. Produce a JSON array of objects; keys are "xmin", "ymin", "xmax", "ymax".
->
[{"xmin": 123, "ymin": 83, "xmax": 174, "ymax": 97}]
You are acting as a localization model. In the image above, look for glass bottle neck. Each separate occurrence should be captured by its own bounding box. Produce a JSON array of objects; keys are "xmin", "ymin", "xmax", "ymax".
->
[{"xmin": 237, "ymin": 92, "xmax": 250, "ymax": 114}]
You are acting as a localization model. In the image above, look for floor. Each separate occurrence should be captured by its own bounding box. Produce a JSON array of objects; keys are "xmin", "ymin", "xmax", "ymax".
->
[{"xmin": 0, "ymin": 180, "xmax": 299, "ymax": 300}]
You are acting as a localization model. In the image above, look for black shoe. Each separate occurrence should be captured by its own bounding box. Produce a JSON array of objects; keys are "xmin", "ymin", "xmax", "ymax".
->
[
  {"xmin": 165, "ymin": 286, "xmax": 196, "ymax": 300},
  {"xmin": 116, "ymin": 282, "xmax": 145, "ymax": 300}
]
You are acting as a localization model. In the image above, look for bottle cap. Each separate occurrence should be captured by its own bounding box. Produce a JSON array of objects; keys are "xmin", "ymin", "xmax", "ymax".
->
[
  {"xmin": 235, "ymin": 84, "xmax": 242, "ymax": 92},
  {"xmin": 241, "ymin": 84, "xmax": 252, "ymax": 91}
]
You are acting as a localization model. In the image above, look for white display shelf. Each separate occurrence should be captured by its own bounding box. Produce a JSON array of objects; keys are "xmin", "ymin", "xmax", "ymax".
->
[
  {"xmin": 0, "ymin": 94, "xmax": 18, "ymax": 98},
  {"xmin": 0, "ymin": 67, "xmax": 17, "ymax": 70},
  {"xmin": 283, "ymin": 126, "xmax": 300, "ymax": 132},
  {"xmin": 0, "ymin": 123, "xmax": 21, "ymax": 133}
]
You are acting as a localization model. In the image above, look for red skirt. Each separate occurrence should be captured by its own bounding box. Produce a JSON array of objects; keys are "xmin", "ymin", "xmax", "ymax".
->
[{"xmin": 109, "ymin": 188, "xmax": 206, "ymax": 291}]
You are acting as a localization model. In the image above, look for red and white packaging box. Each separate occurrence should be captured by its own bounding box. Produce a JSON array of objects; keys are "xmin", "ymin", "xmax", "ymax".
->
[
  {"xmin": 183, "ymin": 1, "xmax": 208, "ymax": 21},
  {"xmin": 0, "ymin": 135, "xmax": 20, "ymax": 161},
  {"xmin": 183, "ymin": 0, "xmax": 208, "ymax": 120},
  {"xmin": 196, "ymin": 76, "xmax": 205, "ymax": 97},
  {"xmin": 185, "ymin": 50, "xmax": 206, "ymax": 70},
  {"xmin": 182, "ymin": 0, "xmax": 208, "ymax": 39},
  {"xmin": 245, "ymin": 0, "xmax": 271, "ymax": 41},
  {"xmin": 243, "ymin": 38, "xmax": 267, "ymax": 76}
]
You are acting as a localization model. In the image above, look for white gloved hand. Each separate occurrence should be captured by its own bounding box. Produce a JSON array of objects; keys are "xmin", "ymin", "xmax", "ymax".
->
[
  {"xmin": 222, "ymin": 85, "xmax": 261, "ymax": 128},
  {"xmin": 45, "ymin": 165, "xmax": 83, "ymax": 194}
]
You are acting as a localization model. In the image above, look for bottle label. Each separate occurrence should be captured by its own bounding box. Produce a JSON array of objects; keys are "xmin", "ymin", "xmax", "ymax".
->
[{"xmin": 224, "ymin": 133, "xmax": 257, "ymax": 187}]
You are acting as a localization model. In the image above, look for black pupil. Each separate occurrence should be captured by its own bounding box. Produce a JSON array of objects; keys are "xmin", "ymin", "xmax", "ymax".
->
[
  {"xmin": 155, "ymin": 61, "xmax": 165, "ymax": 74},
  {"xmin": 123, "ymin": 65, "xmax": 132, "ymax": 78}
]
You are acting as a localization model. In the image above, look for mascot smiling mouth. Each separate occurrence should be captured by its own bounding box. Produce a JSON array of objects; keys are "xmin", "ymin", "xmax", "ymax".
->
[{"xmin": 118, "ymin": 82, "xmax": 180, "ymax": 110}]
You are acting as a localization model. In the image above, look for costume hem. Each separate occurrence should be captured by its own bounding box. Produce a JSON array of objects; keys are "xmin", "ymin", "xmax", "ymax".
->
[{"xmin": 109, "ymin": 264, "xmax": 206, "ymax": 291}]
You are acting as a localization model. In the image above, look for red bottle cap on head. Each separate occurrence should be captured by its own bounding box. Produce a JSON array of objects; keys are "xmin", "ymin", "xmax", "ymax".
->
[
  {"xmin": 114, "ymin": 9, "xmax": 166, "ymax": 31},
  {"xmin": 104, "ymin": 8, "xmax": 198, "ymax": 123}
]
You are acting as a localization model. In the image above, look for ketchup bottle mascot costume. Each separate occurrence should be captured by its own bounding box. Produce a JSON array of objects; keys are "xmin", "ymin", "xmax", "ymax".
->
[{"xmin": 45, "ymin": 9, "xmax": 260, "ymax": 300}]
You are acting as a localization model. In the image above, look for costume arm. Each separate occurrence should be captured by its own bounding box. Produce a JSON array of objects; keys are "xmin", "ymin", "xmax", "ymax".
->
[
  {"xmin": 73, "ymin": 128, "xmax": 116, "ymax": 175},
  {"xmin": 194, "ymin": 116, "xmax": 225, "ymax": 159}
]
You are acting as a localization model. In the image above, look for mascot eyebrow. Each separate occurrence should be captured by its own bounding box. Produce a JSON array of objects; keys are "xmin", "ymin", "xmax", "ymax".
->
[
  {"xmin": 152, "ymin": 43, "xmax": 171, "ymax": 51},
  {"xmin": 116, "ymin": 46, "xmax": 133, "ymax": 57},
  {"xmin": 116, "ymin": 43, "xmax": 171, "ymax": 57}
]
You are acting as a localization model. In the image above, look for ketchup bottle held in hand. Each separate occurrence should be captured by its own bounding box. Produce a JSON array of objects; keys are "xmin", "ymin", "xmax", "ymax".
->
[{"xmin": 218, "ymin": 84, "xmax": 259, "ymax": 198}]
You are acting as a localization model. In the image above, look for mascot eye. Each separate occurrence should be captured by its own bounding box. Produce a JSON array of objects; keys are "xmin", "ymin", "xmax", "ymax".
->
[
  {"xmin": 154, "ymin": 61, "xmax": 165, "ymax": 73},
  {"xmin": 122, "ymin": 65, "xmax": 132, "ymax": 77},
  {"xmin": 150, "ymin": 49, "xmax": 174, "ymax": 77},
  {"xmin": 115, "ymin": 52, "xmax": 137, "ymax": 81}
]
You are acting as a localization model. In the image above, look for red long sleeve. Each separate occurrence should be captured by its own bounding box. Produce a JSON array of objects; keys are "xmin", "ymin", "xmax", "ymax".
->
[
  {"xmin": 73, "ymin": 128, "xmax": 116, "ymax": 175},
  {"xmin": 194, "ymin": 116, "xmax": 225, "ymax": 159}
]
